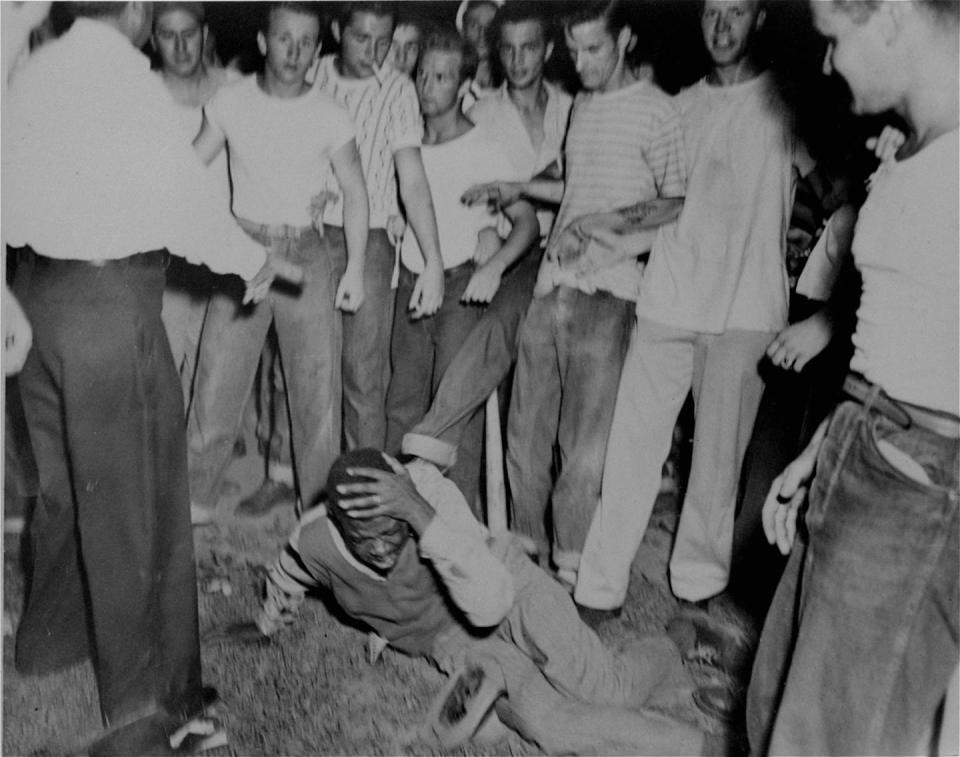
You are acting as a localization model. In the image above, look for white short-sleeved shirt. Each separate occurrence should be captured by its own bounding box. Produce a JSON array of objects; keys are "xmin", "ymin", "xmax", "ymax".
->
[
  {"xmin": 849, "ymin": 130, "xmax": 959, "ymax": 416},
  {"xmin": 313, "ymin": 56, "xmax": 421, "ymax": 229},
  {"xmin": 638, "ymin": 72, "xmax": 804, "ymax": 334},
  {"xmin": 204, "ymin": 75, "xmax": 356, "ymax": 227},
  {"xmin": 468, "ymin": 81, "xmax": 573, "ymax": 240},
  {"xmin": 400, "ymin": 126, "xmax": 520, "ymax": 273}
]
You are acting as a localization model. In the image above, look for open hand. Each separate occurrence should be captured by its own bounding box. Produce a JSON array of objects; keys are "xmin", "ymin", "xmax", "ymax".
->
[
  {"xmin": 461, "ymin": 182, "xmax": 521, "ymax": 210},
  {"xmin": 761, "ymin": 418, "xmax": 828, "ymax": 554},
  {"xmin": 335, "ymin": 453, "xmax": 435, "ymax": 535},
  {"xmin": 766, "ymin": 310, "xmax": 833, "ymax": 372},
  {"xmin": 461, "ymin": 262, "xmax": 502, "ymax": 304}
]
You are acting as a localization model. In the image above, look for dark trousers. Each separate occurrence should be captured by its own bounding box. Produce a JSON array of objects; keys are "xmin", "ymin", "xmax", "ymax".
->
[
  {"xmin": 13, "ymin": 249, "xmax": 203, "ymax": 728},
  {"xmin": 386, "ymin": 264, "xmax": 482, "ymax": 506}
]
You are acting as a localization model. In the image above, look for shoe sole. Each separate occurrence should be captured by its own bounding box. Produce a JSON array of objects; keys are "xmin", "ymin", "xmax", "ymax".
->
[{"xmin": 427, "ymin": 664, "xmax": 504, "ymax": 749}]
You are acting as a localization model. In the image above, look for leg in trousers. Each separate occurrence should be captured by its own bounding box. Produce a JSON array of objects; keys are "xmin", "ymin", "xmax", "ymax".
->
[
  {"xmin": 575, "ymin": 319, "xmax": 694, "ymax": 610},
  {"xmin": 669, "ymin": 329, "xmax": 771, "ymax": 602}
]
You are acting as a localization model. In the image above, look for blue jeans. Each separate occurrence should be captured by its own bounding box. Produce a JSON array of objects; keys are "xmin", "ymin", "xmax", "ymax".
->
[
  {"xmin": 386, "ymin": 264, "xmax": 483, "ymax": 507},
  {"xmin": 747, "ymin": 398, "xmax": 959, "ymax": 755},
  {"xmin": 187, "ymin": 224, "xmax": 344, "ymax": 510},
  {"xmin": 338, "ymin": 228, "xmax": 396, "ymax": 450},
  {"xmin": 403, "ymin": 247, "xmax": 541, "ymax": 467},
  {"xmin": 506, "ymin": 286, "xmax": 633, "ymax": 572}
]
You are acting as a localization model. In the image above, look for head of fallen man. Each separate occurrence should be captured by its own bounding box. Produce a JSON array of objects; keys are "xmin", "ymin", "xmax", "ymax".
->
[{"xmin": 325, "ymin": 449, "xmax": 412, "ymax": 575}]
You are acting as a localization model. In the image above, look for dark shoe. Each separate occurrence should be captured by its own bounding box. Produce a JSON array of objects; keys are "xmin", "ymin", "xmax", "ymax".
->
[
  {"xmin": 666, "ymin": 604, "xmax": 751, "ymax": 676},
  {"xmin": 235, "ymin": 480, "xmax": 295, "ymax": 518},
  {"xmin": 575, "ymin": 603, "xmax": 622, "ymax": 630},
  {"xmin": 429, "ymin": 663, "xmax": 505, "ymax": 749},
  {"xmin": 232, "ymin": 436, "xmax": 247, "ymax": 459}
]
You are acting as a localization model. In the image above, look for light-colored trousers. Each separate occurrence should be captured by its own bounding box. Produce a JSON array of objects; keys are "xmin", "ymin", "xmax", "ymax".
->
[{"xmin": 576, "ymin": 317, "xmax": 772, "ymax": 608}]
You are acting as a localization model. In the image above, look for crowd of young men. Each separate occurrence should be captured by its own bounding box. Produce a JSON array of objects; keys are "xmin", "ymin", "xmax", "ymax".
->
[{"xmin": 3, "ymin": 0, "xmax": 957, "ymax": 754}]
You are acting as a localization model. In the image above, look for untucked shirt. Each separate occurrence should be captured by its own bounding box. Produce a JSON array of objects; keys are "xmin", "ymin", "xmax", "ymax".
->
[
  {"xmin": 543, "ymin": 79, "xmax": 686, "ymax": 299},
  {"xmin": 468, "ymin": 81, "xmax": 573, "ymax": 240},
  {"xmin": 637, "ymin": 72, "xmax": 806, "ymax": 333},
  {"xmin": 313, "ymin": 56, "xmax": 421, "ymax": 229},
  {"xmin": 204, "ymin": 74, "xmax": 355, "ymax": 228},
  {"xmin": 2, "ymin": 19, "xmax": 264, "ymax": 280},
  {"xmin": 401, "ymin": 126, "xmax": 520, "ymax": 273},
  {"xmin": 849, "ymin": 130, "xmax": 959, "ymax": 415}
]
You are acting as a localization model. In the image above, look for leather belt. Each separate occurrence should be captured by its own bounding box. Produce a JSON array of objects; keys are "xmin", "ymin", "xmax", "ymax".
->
[{"xmin": 843, "ymin": 373, "xmax": 960, "ymax": 439}]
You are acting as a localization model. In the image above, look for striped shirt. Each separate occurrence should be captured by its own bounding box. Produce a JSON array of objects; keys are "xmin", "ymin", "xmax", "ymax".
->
[
  {"xmin": 547, "ymin": 79, "xmax": 686, "ymax": 255},
  {"xmin": 314, "ymin": 56, "xmax": 422, "ymax": 229}
]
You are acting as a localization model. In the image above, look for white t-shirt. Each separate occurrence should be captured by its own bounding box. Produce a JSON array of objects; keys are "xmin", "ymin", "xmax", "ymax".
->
[
  {"xmin": 638, "ymin": 72, "xmax": 808, "ymax": 334},
  {"xmin": 468, "ymin": 81, "xmax": 573, "ymax": 240},
  {"xmin": 849, "ymin": 129, "xmax": 959, "ymax": 416},
  {"xmin": 204, "ymin": 75, "xmax": 356, "ymax": 227},
  {"xmin": 400, "ymin": 126, "xmax": 519, "ymax": 273}
]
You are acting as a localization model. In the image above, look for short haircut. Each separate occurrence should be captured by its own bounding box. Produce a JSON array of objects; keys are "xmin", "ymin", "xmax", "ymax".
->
[
  {"xmin": 337, "ymin": 2, "xmax": 398, "ymax": 33},
  {"xmin": 154, "ymin": 2, "xmax": 206, "ymax": 26},
  {"xmin": 561, "ymin": 0, "xmax": 632, "ymax": 39},
  {"xmin": 421, "ymin": 25, "xmax": 479, "ymax": 84},
  {"xmin": 260, "ymin": 2, "xmax": 325, "ymax": 34},
  {"xmin": 489, "ymin": 1, "xmax": 551, "ymax": 49},
  {"xmin": 833, "ymin": 0, "xmax": 958, "ymax": 24},
  {"xmin": 325, "ymin": 448, "xmax": 393, "ymax": 515},
  {"xmin": 64, "ymin": 3, "xmax": 126, "ymax": 20}
]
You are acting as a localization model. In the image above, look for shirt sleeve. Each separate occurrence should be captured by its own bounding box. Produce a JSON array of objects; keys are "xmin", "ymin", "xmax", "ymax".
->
[
  {"xmin": 324, "ymin": 96, "xmax": 358, "ymax": 155},
  {"xmin": 145, "ymin": 79, "xmax": 266, "ymax": 280},
  {"xmin": 646, "ymin": 103, "xmax": 687, "ymax": 199},
  {"xmin": 387, "ymin": 76, "xmax": 422, "ymax": 153},
  {"xmin": 412, "ymin": 463, "xmax": 515, "ymax": 628}
]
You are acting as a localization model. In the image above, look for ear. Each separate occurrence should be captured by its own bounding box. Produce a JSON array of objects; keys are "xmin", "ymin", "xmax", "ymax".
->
[
  {"xmin": 457, "ymin": 77, "xmax": 472, "ymax": 100},
  {"xmin": 544, "ymin": 39, "xmax": 554, "ymax": 63},
  {"xmin": 875, "ymin": 1, "xmax": 904, "ymax": 46},
  {"xmin": 616, "ymin": 25, "xmax": 635, "ymax": 58},
  {"xmin": 331, "ymin": 19, "xmax": 341, "ymax": 44},
  {"xmin": 256, "ymin": 30, "xmax": 267, "ymax": 57}
]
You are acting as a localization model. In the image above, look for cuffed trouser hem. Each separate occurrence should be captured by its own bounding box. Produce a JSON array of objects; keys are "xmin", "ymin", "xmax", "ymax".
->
[
  {"xmin": 268, "ymin": 461, "xmax": 295, "ymax": 486},
  {"xmin": 402, "ymin": 433, "xmax": 457, "ymax": 469}
]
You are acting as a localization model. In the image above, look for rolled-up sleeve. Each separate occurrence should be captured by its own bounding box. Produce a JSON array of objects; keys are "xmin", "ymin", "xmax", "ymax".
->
[{"xmin": 412, "ymin": 464, "xmax": 515, "ymax": 628}]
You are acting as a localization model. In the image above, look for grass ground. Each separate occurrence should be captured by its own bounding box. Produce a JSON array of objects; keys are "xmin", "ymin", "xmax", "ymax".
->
[{"xmin": 3, "ymin": 443, "xmax": 749, "ymax": 756}]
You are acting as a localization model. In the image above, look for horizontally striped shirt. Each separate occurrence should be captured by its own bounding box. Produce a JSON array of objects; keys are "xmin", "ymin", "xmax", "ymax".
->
[
  {"xmin": 314, "ymin": 56, "xmax": 422, "ymax": 229},
  {"xmin": 546, "ymin": 78, "xmax": 686, "ymax": 255}
]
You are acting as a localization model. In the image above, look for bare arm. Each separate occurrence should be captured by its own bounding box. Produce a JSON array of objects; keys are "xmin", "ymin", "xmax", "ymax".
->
[
  {"xmin": 461, "ymin": 178, "xmax": 565, "ymax": 211},
  {"xmin": 330, "ymin": 139, "xmax": 370, "ymax": 313},
  {"xmin": 395, "ymin": 146, "xmax": 444, "ymax": 318},
  {"xmin": 461, "ymin": 199, "xmax": 539, "ymax": 304}
]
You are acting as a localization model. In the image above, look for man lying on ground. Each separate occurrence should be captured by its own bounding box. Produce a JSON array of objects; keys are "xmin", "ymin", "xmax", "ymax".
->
[{"xmin": 225, "ymin": 448, "xmax": 713, "ymax": 755}]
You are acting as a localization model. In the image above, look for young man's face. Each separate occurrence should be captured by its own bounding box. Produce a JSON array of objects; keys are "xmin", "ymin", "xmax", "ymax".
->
[
  {"xmin": 811, "ymin": 1, "xmax": 895, "ymax": 115},
  {"xmin": 391, "ymin": 23, "xmax": 422, "ymax": 76},
  {"xmin": 258, "ymin": 7, "xmax": 321, "ymax": 88},
  {"xmin": 340, "ymin": 10, "xmax": 395, "ymax": 79},
  {"xmin": 416, "ymin": 48, "xmax": 464, "ymax": 118},
  {"xmin": 153, "ymin": 8, "xmax": 205, "ymax": 79},
  {"xmin": 337, "ymin": 513, "xmax": 410, "ymax": 575},
  {"xmin": 498, "ymin": 19, "xmax": 552, "ymax": 91},
  {"xmin": 564, "ymin": 19, "xmax": 627, "ymax": 92},
  {"xmin": 463, "ymin": 2, "xmax": 497, "ymax": 61},
  {"xmin": 700, "ymin": 0, "xmax": 763, "ymax": 70}
]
